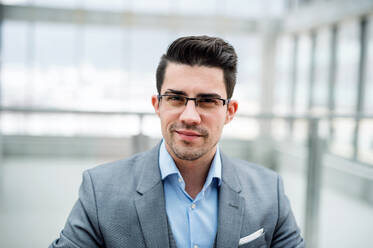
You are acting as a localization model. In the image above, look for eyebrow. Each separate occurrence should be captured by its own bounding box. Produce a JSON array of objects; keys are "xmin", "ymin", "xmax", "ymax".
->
[
  {"xmin": 165, "ymin": 89, "xmax": 222, "ymax": 98},
  {"xmin": 197, "ymin": 93, "xmax": 222, "ymax": 98},
  {"xmin": 165, "ymin": 89, "xmax": 187, "ymax": 95}
]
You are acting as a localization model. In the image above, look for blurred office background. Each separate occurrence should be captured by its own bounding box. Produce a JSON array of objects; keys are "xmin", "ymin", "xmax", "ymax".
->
[{"xmin": 0, "ymin": 0, "xmax": 372, "ymax": 247}]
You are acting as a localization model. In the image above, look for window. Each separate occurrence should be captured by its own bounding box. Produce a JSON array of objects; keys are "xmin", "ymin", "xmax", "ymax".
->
[
  {"xmin": 229, "ymin": 34, "xmax": 262, "ymax": 114},
  {"xmin": 312, "ymin": 28, "xmax": 330, "ymax": 115},
  {"xmin": 274, "ymin": 35, "xmax": 293, "ymax": 114},
  {"xmin": 334, "ymin": 20, "xmax": 359, "ymax": 115},
  {"xmin": 33, "ymin": 22, "xmax": 77, "ymax": 109},
  {"xmin": 358, "ymin": 15, "xmax": 373, "ymax": 164},
  {"xmin": 2, "ymin": 20, "xmax": 28, "ymax": 107},
  {"xmin": 294, "ymin": 34, "xmax": 311, "ymax": 114},
  {"xmin": 80, "ymin": 25, "xmax": 127, "ymax": 111},
  {"xmin": 329, "ymin": 20, "xmax": 360, "ymax": 158}
]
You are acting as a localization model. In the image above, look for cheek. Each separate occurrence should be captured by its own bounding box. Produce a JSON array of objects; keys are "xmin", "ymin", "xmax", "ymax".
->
[
  {"xmin": 160, "ymin": 117, "xmax": 170, "ymax": 132},
  {"xmin": 160, "ymin": 112, "xmax": 179, "ymax": 130},
  {"xmin": 204, "ymin": 113, "xmax": 226, "ymax": 131}
]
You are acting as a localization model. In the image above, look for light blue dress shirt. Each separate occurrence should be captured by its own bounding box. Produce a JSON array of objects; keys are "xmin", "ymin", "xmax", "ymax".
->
[{"xmin": 159, "ymin": 140, "xmax": 222, "ymax": 248}]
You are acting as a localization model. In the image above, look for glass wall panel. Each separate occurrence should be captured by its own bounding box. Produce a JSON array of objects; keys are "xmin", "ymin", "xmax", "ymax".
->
[
  {"xmin": 222, "ymin": 0, "xmax": 259, "ymax": 18},
  {"xmin": 293, "ymin": 119, "xmax": 308, "ymax": 143},
  {"xmin": 132, "ymin": 0, "xmax": 171, "ymax": 14},
  {"xmin": 271, "ymin": 119, "xmax": 290, "ymax": 140},
  {"xmin": 228, "ymin": 34, "xmax": 261, "ymax": 114},
  {"xmin": 329, "ymin": 118, "xmax": 355, "ymax": 158},
  {"xmin": 33, "ymin": 22, "xmax": 78, "ymax": 109},
  {"xmin": 176, "ymin": 0, "xmax": 217, "ymax": 16},
  {"xmin": 82, "ymin": 0, "xmax": 128, "ymax": 11},
  {"xmin": 358, "ymin": 15, "xmax": 373, "ymax": 164},
  {"xmin": 358, "ymin": 120, "xmax": 373, "ymax": 164},
  {"xmin": 312, "ymin": 28, "xmax": 330, "ymax": 115},
  {"xmin": 2, "ymin": 112, "xmax": 140, "ymax": 136},
  {"xmin": 2, "ymin": 21, "xmax": 29, "ymax": 107},
  {"xmin": 274, "ymin": 35, "xmax": 293, "ymax": 114},
  {"xmin": 265, "ymin": 0, "xmax": 285, "ymax": 17},
  {"xmin": 335, "ymin": 20, "xmax": 359, "ymax": 114},
  {"xmin": 294, "ymin": 34, "xmax": 311, "ymax": 114},
  {"xmin": 218, "ymin": 0, "xmax": 284, "ymax": 19},
  {"xmin": 33, "ymin": 0, "xmax": 78, "ymax": 8},
  {"xmin": 129, "ymin": 27, "xmax": 170, "ymax": 112},
  {"xmin": 142, "ymin": 115, "xmax": 161, "ymax": 137},
  {"xmin": 223, "ymin": 117, "xmax": 260, "ymax": 139},
  {"xmin": 80, "ymin": 25, "xmax": 127, "ymax": 111},
  {"xmin": 364, "ymin": 15, "xmax": 373, "ymax": 114},
  {"xmin": 2, "ymin": 0, "xmax": 29, "ymax": 5},
  {"xmin": 330, "ymin": 20, "xmax": 359, "ymax": 158}
]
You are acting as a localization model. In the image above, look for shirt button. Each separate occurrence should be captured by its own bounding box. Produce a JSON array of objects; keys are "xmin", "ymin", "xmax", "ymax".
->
[
  {"xmin": 191, "ymin": 203, "xmax": 196, "ymax": 209},
  {"xmin": 193, "ymin": 245, "xmax": 199, "ymax": 248},
  {"xmin": 178, "ymin": 177, "xmax": 182, "ymax": 183}
]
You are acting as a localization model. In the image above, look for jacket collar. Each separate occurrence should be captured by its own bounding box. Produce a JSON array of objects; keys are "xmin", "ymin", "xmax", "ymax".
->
[
  {"xmin": 136, "ymin": 143, "xmax": 162, "ymax": 195},
  {"xmin": 215, "ymin": 151, "xmax": 244, "ymax": 248},
  {"xmin": 220, "ymin": 152, "xmax": 242, "ymax": 193},
  {"xmin": 134, "ymin": 142, "xmax": 170, "ymax": 248}
]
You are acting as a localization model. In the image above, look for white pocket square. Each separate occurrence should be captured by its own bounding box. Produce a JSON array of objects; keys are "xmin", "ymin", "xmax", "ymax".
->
[{"xmin": 239, "ymin": 228, "xmax": 264, "ymax": 246}]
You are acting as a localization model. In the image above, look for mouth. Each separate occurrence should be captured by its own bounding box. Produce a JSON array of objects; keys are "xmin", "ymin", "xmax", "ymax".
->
[{"xmin": 175, "ymin": 129, "xmax": 203, "ymax": 142}]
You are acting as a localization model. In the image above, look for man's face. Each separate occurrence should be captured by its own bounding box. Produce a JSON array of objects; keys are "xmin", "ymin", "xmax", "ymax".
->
[{"xmin": 152, "ymin": 62, "xmax": 238, "ymax": 162}]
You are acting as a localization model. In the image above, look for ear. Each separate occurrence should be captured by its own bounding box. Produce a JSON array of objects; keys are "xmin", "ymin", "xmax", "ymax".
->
[
  {"xmin": 152, "ymin": 95, "xmax": 161, "ymax": 117},
  {"xmin": 224, "ymin": 100, "xmax": 238, "ymax": 124}
]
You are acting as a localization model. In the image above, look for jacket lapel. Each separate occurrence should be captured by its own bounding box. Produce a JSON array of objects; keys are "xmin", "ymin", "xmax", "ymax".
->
[
  {"xmin": 216, "ymin": 153, "xmax": 244, "ymax": 248},
  {"xmin": 134, "ymin": 144, "xmax": 170, "ymax": 248}
]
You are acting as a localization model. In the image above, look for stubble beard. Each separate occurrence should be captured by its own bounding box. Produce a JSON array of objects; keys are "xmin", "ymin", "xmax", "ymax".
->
[{"xmin": 170, "ymin": 139, "xmax": 207, "ymax": 161}]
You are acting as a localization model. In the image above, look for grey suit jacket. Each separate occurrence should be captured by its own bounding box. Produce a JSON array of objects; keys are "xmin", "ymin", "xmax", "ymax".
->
[{"xmin": 50, "ymin": 144, "xmax": 304, "ymax": 248}]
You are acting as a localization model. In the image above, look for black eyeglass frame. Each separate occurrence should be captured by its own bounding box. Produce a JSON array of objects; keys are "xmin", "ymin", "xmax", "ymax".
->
[{"xmin": 157, "ymin": 94, "xmax": 230, "ymax": 107}]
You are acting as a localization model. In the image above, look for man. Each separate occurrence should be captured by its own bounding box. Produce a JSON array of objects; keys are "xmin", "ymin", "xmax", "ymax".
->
[{"xmin": 50, "ymin": 36, "xmax": 304, "ymax": 248}]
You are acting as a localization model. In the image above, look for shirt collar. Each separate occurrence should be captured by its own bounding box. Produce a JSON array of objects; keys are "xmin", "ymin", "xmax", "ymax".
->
[
  {"xmin": 159, "ymin": 140, "xmax": 222, "ymax": 186},
  {"xmin": 159, "ymin": 140, "xmax": 180, "ymax": 180}
]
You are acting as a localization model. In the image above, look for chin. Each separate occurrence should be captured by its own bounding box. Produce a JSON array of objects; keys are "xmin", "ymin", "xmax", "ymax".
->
[
  {"xmin": 170, "ymin": 143, "xmax": 203, "ymax": 160},
  {"xmin": 174, "ymin": 150, "xmax": 205, "ymax": 161}
]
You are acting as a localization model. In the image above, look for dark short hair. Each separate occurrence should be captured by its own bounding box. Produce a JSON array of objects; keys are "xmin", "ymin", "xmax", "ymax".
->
[{"xmin": 156, "ymin": 35, "xmax": 238, "ymax": 99}]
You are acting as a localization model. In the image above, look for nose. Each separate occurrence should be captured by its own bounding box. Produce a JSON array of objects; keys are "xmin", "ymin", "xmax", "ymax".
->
[{"xmin": 179, "ymin": 99, "xmax": 201, "ymax": 125}]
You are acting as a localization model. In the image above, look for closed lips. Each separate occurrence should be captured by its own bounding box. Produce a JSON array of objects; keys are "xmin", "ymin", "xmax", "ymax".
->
[{"xmin": 176, "ymin": 130, "xmax": 202, "ymax": 137}]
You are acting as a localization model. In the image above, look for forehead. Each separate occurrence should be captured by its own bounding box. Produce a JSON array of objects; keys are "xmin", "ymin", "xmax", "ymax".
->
[{"xmin": 162, "ymin": 63, "xmax": 226, "ymax": 97}]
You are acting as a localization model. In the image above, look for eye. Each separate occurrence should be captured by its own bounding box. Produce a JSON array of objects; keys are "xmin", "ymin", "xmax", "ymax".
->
[
  {"xmin": 197, "ymin": 98, "xmax": 219, "ymax": 107},
  {"xmin": 165, "ymin": 95, "xmax": 185, "ymax": 105},
  {"xmin": 166, "ymin": 95, "xmax": 184, "ymax": 101}
]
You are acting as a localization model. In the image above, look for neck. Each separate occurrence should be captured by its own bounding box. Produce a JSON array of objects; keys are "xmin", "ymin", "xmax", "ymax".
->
[{"xmin": 170, "ymin": 147, "xmax": 217, "ymax": 199}]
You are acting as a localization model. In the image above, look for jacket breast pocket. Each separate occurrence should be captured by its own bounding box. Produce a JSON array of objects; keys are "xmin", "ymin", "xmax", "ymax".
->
[{"xmin": 238, "ymin": 232, "xmax": 267, "ymax": 248}]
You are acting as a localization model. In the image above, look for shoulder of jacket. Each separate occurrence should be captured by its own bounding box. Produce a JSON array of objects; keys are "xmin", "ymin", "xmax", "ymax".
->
[
  {"xmin": 227, "ymin": 156, "xmax": 278, "ymax": 178},
  {"xmin": 85, "ymin": 148, "xmax": 155, "ymax": 184}
]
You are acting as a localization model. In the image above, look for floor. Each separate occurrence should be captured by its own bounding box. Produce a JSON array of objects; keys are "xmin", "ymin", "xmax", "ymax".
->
[{"xmin": 280, "ymin": 166, "xmax": 373, "ymax": 248}]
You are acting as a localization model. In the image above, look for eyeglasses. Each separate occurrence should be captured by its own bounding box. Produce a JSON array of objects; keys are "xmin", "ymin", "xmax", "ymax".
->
[{"xmin": 158, "ymin": 94, "xmax": 230, "ymax": 112}]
